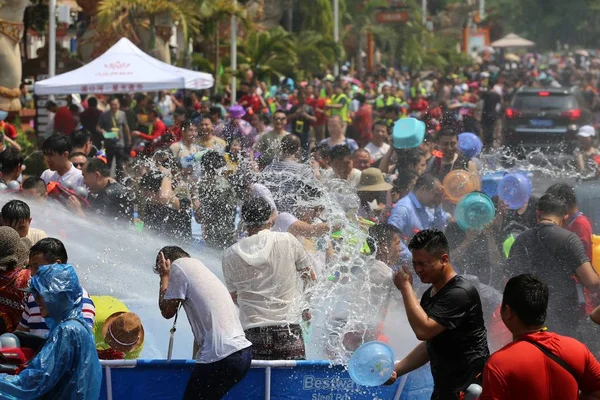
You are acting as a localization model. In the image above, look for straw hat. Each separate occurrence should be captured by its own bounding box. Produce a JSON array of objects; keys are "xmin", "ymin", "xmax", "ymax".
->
[
  {"xmin": 357, "ymin": 168, "xmax": 393, "ymax": 192},
  {"xmin": 103, "ymin": 312, "xmax": 144, "ymax": 353}
]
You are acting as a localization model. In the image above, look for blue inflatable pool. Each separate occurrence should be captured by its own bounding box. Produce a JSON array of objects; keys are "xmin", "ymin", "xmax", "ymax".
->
[{"xmin": 99, "ymin": 360, "xmax": 434, "ymax": 399}]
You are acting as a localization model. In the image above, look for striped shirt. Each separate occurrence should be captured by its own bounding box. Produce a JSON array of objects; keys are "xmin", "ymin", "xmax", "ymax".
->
[{"xmin": 18, "ymin": 287, "xmax": 96, "ymax": 338}]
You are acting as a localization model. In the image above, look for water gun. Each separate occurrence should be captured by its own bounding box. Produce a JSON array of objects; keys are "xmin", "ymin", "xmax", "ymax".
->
[
  {"xmin": 330, "ymin": 217, "xmax": 375, "ymax": 255},
  {"xmin": 46, "ymin": 182, "xmax": 90, "ymax": 208}
]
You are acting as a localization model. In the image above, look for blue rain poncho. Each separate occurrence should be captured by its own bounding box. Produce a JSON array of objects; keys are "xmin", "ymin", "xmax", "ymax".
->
[{"xmin": 0, "ymin": 264, "xmax": 101, "ymax": 399}]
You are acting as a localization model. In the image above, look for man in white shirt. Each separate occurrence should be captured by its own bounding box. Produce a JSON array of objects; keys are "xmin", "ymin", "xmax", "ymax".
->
[
  {"xmin": 1, "ymin": 200, "xmax": 47, "ymax": 244},
  {"xmin": 365, "ymin": 121, "xmax": 391, "ymax": 163},
  {"xmin": 223, "ymin": 197, "xmax": 314, "ymax": 360},
  {"xmin": 329, "ymin": 144, "xmax": 361, "ymax": 187},
  {"xmin": 157, "ymin": 246, "xmax": 252, "ymax": 400},
  {"xmin": 40, "ymin": 134, "xmax": 84, "ymax": 188}
]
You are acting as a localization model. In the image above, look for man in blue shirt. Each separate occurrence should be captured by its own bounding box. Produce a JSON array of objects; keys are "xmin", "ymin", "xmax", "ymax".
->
[{"xmin": 388, "ymin": 173, "xmax": 446, "ymax": 239}]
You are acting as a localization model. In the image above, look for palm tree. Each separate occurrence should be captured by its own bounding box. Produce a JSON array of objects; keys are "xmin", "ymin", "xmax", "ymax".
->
[
  {"xmin": 342, "ymin": 0, "xmax": 397, "ymax": 71},
  {"xmin": 96, "ymin": 0, "xmax": 201, "ymax": 54},
  {"xmin": 294, "ymin": 31, "xmax": 343, "ymax": 80},
  {"xmin": 236, "ymin": 27, "xmax": 297, "ymax": 82}
]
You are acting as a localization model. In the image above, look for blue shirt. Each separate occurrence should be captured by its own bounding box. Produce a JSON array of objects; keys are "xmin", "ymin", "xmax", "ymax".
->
[
  {"xmin": 319, "ymin": 138, "xmax": 359, "ymax": 153},
  {"xmin": 388, "ymin": 192, "xmax": 447, "ymax": 239}
]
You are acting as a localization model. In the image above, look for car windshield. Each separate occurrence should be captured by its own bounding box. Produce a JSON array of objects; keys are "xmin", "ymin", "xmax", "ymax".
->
[{"xmin": 513, "ymin": 94, "xmax": 576, "ymax": 110}]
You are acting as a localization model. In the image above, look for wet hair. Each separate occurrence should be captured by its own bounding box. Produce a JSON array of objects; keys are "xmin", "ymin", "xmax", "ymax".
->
[
  {"xmin": 396, "ymin": 148, "xmax": 425, "ymax": 171},
  {"xmin": 408, "ymin": 229, "xmax": 449, "ymax": 256},
  {"xmin": 312, "ymin": 144, "xmax": 330, "ymax": 159},
  {"xmin": 69, "ymin": 152, "xmax": 88, "ymax": 160},
  {"xmin": 536, "ymin": 193, "xmax": 567, "ymax": 217},
  {"xmin": 209, "ymin": 107, "xmax": 222, "ymax": 117},
  {"xmin": 280, "ymin": 134, "xmax": 302, "ymax": 157},
  {"xmin": 42, "ymin": 134, "xmax": 72, "ymax": 156},
  {"xmin": 85, "ymin": 157, "xmax": 110, "ymax": 177},
  {"xmin": 198, "ymin": 114, "xmax": 212, "ymax": 123},
  {"xmin": 273, "ymin": 110, "xmax": 287, "ymax": 119},
  {"xmin": 372, "ymin": 120, "xmax": 389, "ymax": 133},
  {"xmin": 413, "ymin": 172, "xmax": 439, "ymax": 192},
  {"xmin": 201, "ymin": 151, "xmax": 227, "ymax": 174},
  {"xmin": 68, "ymin": 104, "xmax": 80, "ymax": 115},
  {"xmin": 1, "ymin": 200, "xmax": 30, "ymax": 224},
  {"xmin": 296, "ymin": 184, "xmax": 324, "ymax": 204},
  {"xmin": 139, "ymin": 171, "xmax": 164, "ymax": 193},
  {"xmin": 437, "ymin": 128, "xmax": 458, "ymax": 141},
  {"xmin": 22, "ymin": 177, "xmax": 46, "ymax": 195},
  {"xmin": 0, "ymin": 147, "xmax": 24, "ymax": 175},
  {"xmin": 87, "ymin": 97, "xmax": 98, "ymax": 108},
  {"xmin": 545, "ymin": 183, "xmax": 577, "ymax": 210},
  {"xmin": 70, "ymin": 129, "xmax": 92, "ymax": 149},
  {"xmin": 29, "ymin": 237, "xmax": 68, "ymax": 264},
  {"xmin": 329, "ymin": 145, "xmax": 352, "ymax": 161},
  {"xmin": 155, "ymin": 246, "xmax": 190, "ymax": 274},
  {"xmin": 367, "ymin": 223, "xmax": 402, "ymax": 254},
  {"xmin": 502, "ymin": 274, "xmax": 548, "ymax": 326},
  {"xmin": 392, "ymin": 170, "xmax": 419, "ymax": 194},
  {"xmin": 241, "ymin": 197, "xmax": 273, "ymax": 227}
]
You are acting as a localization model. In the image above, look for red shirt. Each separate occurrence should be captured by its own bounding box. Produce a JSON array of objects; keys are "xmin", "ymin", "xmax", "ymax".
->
[
  {"xmin": 409, "ymin": 98, "xmax": 429, "ymax": 113},
  {"xmin": 482, "ymin": 331, "xmax": 600, "ymax": 400},
  {"xmin": 568, "ymin": 213, "xmax": 596, "ymax": 313},
  {"xmin": 308, "ymin": 97, "xmax": 327, "ymax": 126},
  {"xmin": 351, "ymin": 104, "xmax": 373, "ymax": 147},
  {"xmin": 238, "ymin": 94, "xmax": 262, "ymax": 114},
  {"xmin": 137, "ymin": 119, "xmax": 167, "ymax": 141},
  {"xmin": 54, "ymin": 106, "xmax": 75, "ymax": 135},
  {"xmin": 0, "ymin": 121, "xmax": 17, "ymax": 140},
  {"xmin": 569, "ymin": 213, "xmax": 592, "ymax": 260}
]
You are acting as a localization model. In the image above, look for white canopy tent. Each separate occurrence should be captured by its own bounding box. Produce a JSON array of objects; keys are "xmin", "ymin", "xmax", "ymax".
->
[
  {"xmin": 34, "ymin": 38, "xmax": 214, "ymax": 95},
  {"xmin": 491, "ymin": 33, "xmax": 535, "ymax": 49}
]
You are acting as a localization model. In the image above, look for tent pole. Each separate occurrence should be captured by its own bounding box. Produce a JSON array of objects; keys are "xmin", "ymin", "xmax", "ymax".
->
[
  {"xmin": 49, "ymin": 0, "xmax": 56, "ymax": 78},
  {"xmin": 230, "ymin": 0, "xmax": 237, "ymax": 104},
  {"xmin": 333, "ymin": 0, "xmax": 339, "ymax": 77}
]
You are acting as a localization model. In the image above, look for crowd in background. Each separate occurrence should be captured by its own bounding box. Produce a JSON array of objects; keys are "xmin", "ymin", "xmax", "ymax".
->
[{"xmin": 0, "ymin": 53, "xmax": 600, "ymax": 399}]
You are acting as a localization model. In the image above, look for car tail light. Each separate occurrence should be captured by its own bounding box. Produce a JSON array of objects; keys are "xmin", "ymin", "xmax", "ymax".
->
[
  {"xmin": 561, "ymin": 109, "xmax": 581, "ymax": 120},
  {"xmin": 538, "ymin": 91, "xmax": 550, "ymax": 96},
  {"xmin": 505, "ymin": 108, "xmax": 521, "ymax": 119}
]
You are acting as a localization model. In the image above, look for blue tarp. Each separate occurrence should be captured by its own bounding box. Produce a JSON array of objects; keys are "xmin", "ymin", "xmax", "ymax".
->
[{"xmin": 100, "ymin": 360, "xmax": 434, "ymax": 400}]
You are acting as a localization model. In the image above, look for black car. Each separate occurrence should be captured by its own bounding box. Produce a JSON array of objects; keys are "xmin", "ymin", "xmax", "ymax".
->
[{"xmin": 503, "ymin": 87, "xmax": 592, "ymax": 157}]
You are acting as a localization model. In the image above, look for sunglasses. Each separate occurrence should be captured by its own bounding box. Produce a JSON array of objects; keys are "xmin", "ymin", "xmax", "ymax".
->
[
  {"xmin": 72, "ymin": 162, "xmax": 86, "ymax": 168},
  {"xmin": 273, "ymin": 117, "xmax": 286, "ymax": 121}
]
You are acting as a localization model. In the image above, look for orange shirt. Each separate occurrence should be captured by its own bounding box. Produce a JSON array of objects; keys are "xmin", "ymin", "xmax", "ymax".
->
[{"xmin": 482, "ymin": 331, "xmax": 600, "ymax": 400}]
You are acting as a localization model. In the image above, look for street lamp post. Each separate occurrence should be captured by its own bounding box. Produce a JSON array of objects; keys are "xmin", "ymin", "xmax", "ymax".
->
[
  {"xmin": 479, "ymin": 0, "xmax": 485, "ymax": 21},
  {"xmin": 333, "ymin": 0, "xmax": 339, "ymax": 76},
  {"xmin": 49, "ymin": 0, "xmax": 56, "ymax": 77},
  {"xmin": 231, "ymin": 0, "xmax": 238, "ymax": 104}
]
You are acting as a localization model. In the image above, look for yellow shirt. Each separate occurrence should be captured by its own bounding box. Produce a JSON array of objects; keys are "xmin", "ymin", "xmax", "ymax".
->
[
  {"xmin": 91, "ymin": 295, "xmax": 143, "ymax": 359},
  {"xmin": 198, "ymin": 136, "xmax": 227, "ymax": 151}
]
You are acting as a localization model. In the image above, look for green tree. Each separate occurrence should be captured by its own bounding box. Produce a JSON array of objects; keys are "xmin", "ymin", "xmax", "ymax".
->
[
  {"xmin": 294, "ymin": 31, "xmax": 343, "ymax": 80},
  {"xmin": 236, "ymin": 27, "xmax": 298, "ymax": 82},
  {"xmin": 96, "ymin": 0, "xmax": 201, "ymax": 53}
]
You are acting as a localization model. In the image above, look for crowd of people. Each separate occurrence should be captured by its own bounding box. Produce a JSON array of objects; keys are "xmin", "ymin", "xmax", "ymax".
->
[{"xmin": 0, "ymin": 55, "xmax": 600, "ymax": 399}]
